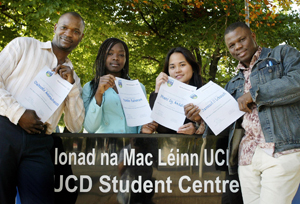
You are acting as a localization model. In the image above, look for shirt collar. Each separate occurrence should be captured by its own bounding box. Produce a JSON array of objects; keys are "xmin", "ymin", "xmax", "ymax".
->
[
  {"xmin": 39, "ymin": 41, "xmax": 72, "ymax": 66},
  {"xmin": 235, "ymin": 46, "xmax": 262, "ymax": 72},
  {"xmin": 40, "ymin": 41, "xmax": 52, "ymax": 50}
]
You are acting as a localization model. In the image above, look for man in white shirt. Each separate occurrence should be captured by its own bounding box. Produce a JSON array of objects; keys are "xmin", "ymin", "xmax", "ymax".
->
[{"xmin": 0, "ymin": 12, "xmax": 85, "ymax": 204}]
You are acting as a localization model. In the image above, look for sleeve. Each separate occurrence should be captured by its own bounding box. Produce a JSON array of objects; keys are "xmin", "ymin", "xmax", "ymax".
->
[
  {"xmin": 250, "ymin": 45, "xmax": 300, "ymax": 107},
  {"xmin": 0, "ymin": 38, "xmax": 26, "ymax": 124},
  {"xmin": 63, "ymin": 71, "xmax": 85, "ymax": 133},
  {"xmin": 82, "ymin": 82, "xmax": 104, "ymax": 133}
]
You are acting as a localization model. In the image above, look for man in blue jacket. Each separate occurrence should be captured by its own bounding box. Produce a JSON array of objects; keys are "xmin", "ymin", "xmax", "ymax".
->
[{"xmin": 223, "ymin": 22, "xmax": 300, "ymax": 204}]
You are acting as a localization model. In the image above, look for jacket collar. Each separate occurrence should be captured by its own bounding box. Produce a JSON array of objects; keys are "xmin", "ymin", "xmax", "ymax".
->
[
  {"xmin": 252, "ymin": 47, "xmax": 272, "ymax": 67},
  {"xmin": 258, "ymin": 47, "xmax": 272, "ymax": 60}
]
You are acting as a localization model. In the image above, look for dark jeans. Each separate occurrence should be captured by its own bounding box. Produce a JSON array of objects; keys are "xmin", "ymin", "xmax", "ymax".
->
[{"xmin": 0, "ymin": 115, "xmax": 54, "ymax": 204}]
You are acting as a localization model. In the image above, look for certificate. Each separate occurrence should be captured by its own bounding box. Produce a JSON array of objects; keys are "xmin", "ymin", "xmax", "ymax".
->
[
  {"xmin": 115, "ymin": 77, "xmax": 152, "ymax": 127},
  {"xmin": 16, "ymin": 66, "xmax": 73, "ymax": 122},
  {"xmin": 151, "ymin": 77, "xmax": 196, "ymax": 131},
  {"xmin": 187, "ymin": 81, "xmax": 244, "ymax": 135}
]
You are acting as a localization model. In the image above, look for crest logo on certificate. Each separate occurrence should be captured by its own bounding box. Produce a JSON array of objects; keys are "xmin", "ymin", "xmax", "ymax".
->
[{"xmin": 46, "ymin": 70, "xmax": 54, "ymax": 77}]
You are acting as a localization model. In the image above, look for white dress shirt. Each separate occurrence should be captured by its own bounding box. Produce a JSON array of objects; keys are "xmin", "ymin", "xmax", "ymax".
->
[{"xmin": 0, "ymin": 37, "xmax": 84, "ymax": 134}]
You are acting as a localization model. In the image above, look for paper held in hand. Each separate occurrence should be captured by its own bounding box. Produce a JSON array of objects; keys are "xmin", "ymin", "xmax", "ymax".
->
[
  {"xmin": 187, "ymin": 81, "xmax": 245, "ymax": 135},
  {"xmin": 115, "ymin": 77, "xmax": 152, "ymax": 127},
  {"xmin": 16, "ymin": 66, "xmax": 73, "ymax": 122},
  {"xmin": 151, "ymin": 77, "xmax": 197, "ymax": 131}
]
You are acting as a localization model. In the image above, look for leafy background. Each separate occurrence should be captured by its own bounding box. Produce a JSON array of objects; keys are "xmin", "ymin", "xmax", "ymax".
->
[{"xmin": 1, "ymin": 0, "xmax": 300, "ymax": 127}]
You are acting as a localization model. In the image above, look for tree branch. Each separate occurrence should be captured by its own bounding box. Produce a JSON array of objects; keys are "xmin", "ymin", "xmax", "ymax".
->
[
  {"xmin": 139, "ymin": 11, "xmax": 164, "ymax": 38},
  {"xmin": 141, "ymin": 56, "xmax": 160, "ymax": 63}
]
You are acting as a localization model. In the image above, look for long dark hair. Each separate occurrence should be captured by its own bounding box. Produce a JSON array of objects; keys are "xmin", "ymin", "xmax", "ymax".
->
[
  {"xmin": 163, "ymin": 47, "xmax": 202, "ymax": 89},
  {"xmin": 89, "ymin": 38, "xmax": 130, "ymax": 100}
]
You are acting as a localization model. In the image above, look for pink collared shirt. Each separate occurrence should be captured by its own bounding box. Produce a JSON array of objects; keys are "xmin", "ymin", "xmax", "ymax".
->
[{"xmin": 0, "ymin": 37, "xmax": 84, "ymax": 134}]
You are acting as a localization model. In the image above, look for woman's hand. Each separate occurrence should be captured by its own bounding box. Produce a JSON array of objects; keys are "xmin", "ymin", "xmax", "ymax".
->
[
  {"xmin": 97, "ymin": 74, "xmax": 116, "ymax": 94},
  {"xmin": 141, "ymin": 121, "xmax": 158, "ymax": 134},
  {"xmin": 184, "ymin": 103, "xmax": 202, "ymax": 123},
  {"xmin": 177, "ymin": 122, "xmax": 196, "ymax": 135},
  {"xmin": 95, "ymin": 74, "xmax": 116, "ymax": 105},
  {"xmin": 155, "ymin": 72, "xmax": 169, "ymax": 93}
]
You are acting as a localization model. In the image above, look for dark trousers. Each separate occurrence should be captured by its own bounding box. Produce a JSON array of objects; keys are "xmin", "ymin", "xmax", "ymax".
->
[{"xmin": 0, "ymin": 116, "xmax": 54, "ymax": 204}]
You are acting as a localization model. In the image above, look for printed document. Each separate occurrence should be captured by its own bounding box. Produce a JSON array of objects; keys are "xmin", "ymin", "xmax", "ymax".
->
[
  {"xmin": 16, "ymin": 66, "xmax": 73, "ymax": 122},
  {"xmin": 151, "ymin": 77, "xmax": 197, "ymax": 131},
  {"xmin": 115, "ymin": 77, "xmax": 152, "ymax": 127},
  {"xmin": 188, "ymin": 81, "xmax": 244, "ymax": 135}
]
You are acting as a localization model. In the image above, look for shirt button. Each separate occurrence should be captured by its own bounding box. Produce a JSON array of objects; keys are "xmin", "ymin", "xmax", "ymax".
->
[
  {"xmin": 120, "ymin": 117, "xmax": 123, "ymax": 120},
  {"xmin": 268, "ymin": 69, "xmax": 272, "ymax": 73},
  {"xmin": 120, "ymin": 130, "xmax": 124, "ymax": 133},
  {"xmin": 105, "ymin": 122, "xmax": 109, "ymax": 126}
]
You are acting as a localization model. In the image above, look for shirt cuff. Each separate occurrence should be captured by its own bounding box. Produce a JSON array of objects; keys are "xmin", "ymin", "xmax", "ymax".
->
[{"xmin": 8, "ymin": 104, "xmax": 26, "ymax": 125}]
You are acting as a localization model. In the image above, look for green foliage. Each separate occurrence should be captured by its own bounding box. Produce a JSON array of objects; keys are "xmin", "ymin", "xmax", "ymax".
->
[{"xmin": 1, "ymin": 0, "xmax": 300, "ymax": 94}]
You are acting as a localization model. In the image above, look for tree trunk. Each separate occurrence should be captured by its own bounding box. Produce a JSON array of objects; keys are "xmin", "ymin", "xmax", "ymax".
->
[{"xmin": 209, "ymin": 47, "xmax": 221, "ymax": 82}]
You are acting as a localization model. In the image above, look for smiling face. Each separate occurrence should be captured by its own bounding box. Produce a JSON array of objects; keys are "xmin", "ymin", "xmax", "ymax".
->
[
  {"xmin": 105, "ymin": 43, "xmax": 126, "ymax": 77},
  {"xmin": 52, "ymin": 13, "xmax": 84, "ymax": 53},
  {"xmin": 225, "ymin": 26, "xmax": 258, "ymax": 68},
  {"xmin": 168, "ymin": 52, "xmax": 193, "ymax": 84}
]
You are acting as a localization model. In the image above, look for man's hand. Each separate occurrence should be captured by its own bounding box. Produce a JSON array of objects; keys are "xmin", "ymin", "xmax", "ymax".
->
[
  {"xmin": 141, "ymin": 121, "xmax": 158, "ymax": 134},
  {"xmin": 184, "ymin": 103, "xmax": 202, "ymax": 123},
  {"xmin": 237, "ymin": 92, "xmax": 254, "ymax": 113},
  {"xmin": 53, "ymin": 65, "xmax": 75, "ymax": 84},
  {"xmin": 18, "ymin": 110, "xmax": 44, "ymax": 134}
]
